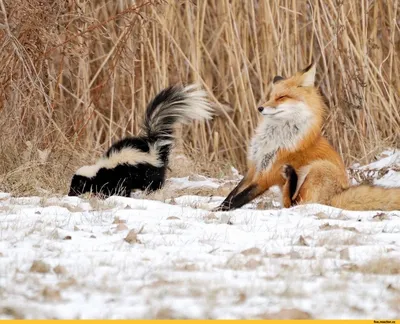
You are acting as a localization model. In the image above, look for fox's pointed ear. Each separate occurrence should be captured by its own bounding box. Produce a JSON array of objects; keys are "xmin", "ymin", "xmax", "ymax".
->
[
  {"xmin": 272, "ymin": 75, "xmax": 285, "ymax": 84},
  {"xmin": 300, "ymin": 62, "xmax": 316, "ymax": 87}
]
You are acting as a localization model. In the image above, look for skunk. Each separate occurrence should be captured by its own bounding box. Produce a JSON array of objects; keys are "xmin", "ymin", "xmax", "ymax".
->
[{"xmin": 68, "ymin": 84, "xmax": 213, "ymax": 197}]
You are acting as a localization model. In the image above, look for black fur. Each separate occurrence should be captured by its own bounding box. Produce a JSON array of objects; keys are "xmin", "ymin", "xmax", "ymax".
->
[
  {"xmin": 68, "ymin": 160, "xmax": 166, "ymax": 197},
  {"xmin": 301, "ymin": 62, "xmax": 314, "ymax": 73},
  {"xmin": 215, "ymin": 165, "xmax": 300, "ymax": 212},
  {"xmin": 144, "ymin": 87, "xmax": 188, "ymax": 141},
  {"xmin": 68, "ymin": 85, "xmax": 202, "ymax": 198},
  {"xmin": 273, "ymin": 75, "xmax": 285, "ymax": 84},
  {"xmin": 216, "ymin": 184, "xmax": 257, "ymax": 211},
  {"xmin": 214, "ymin": 177, "xmax": 248, "ymax": 211},
  {"xmin": 283, "ymin": 164, "xmax": 298, "ymax": 204},
  {"xmin": 105, "ymin": 137, "xmax": 149, "ymax": 157}
]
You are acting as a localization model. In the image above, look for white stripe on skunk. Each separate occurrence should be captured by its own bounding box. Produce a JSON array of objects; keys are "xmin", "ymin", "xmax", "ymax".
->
[
  {"xmin": 74, "ymin": 145, "xmax": 163, "ymax": 178},
  {"xmin": 68, "ymin": 84, "xmax": 214, "ymax": 197}
]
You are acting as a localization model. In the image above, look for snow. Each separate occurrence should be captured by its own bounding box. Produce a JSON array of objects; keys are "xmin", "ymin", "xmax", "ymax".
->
[
  {"xmin": 0, "ymin": 151, "xmax": 400, "ymax": 319},
  {"xmin": 349, "ymin": 149, "xmax": 400, "ymax": 187},
  {"xmin": 168, "ymin": 175, "xmax": 221, "ymax": 189}
]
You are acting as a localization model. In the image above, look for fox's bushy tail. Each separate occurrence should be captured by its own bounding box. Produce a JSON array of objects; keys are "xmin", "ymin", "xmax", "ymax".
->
[
  {"xmin": 331, "ymin": 185, "xmax": 400, "ymax": 211},
  {"xmin": 143, "ymin": 84, "xmax": 213, "ymax": 143}
]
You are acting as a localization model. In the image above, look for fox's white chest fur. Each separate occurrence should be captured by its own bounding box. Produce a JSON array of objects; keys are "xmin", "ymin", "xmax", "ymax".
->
[{"xmin": 248, "ymin": 104, "xmax": 313, "ymax": 172}]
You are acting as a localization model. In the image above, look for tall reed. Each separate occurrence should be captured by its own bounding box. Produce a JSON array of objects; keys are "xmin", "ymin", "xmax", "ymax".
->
[{"xmin": 0, "ymin": 0, "xmax": 399, "ymax": 194}]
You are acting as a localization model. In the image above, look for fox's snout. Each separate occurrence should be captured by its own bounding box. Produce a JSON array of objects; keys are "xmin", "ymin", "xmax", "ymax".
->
[
  {"xmin": 257, "ymin": 104, "xmax": 275, "ymax": 114},
  {"xmin": 258, "ymin": 100, "xmax": 276, "ymax": 114}
]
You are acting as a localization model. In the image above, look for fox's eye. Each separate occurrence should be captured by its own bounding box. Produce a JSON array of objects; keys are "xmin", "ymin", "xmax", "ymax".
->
[{"xmin": 276, "ymin": 95, "xmax": 288, "ymax": 101}]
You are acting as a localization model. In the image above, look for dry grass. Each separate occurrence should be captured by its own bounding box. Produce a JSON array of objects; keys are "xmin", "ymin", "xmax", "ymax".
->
[
  {"xmin": 350, "ymin": 257, "xmax": 400, "ymax": 275},
  {"xmin": 0, "ymin": 0, "xmax": 399, "ymax": 195}
]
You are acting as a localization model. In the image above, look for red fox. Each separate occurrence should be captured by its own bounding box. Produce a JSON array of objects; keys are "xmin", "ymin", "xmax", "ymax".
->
[{"xmin": 215, "ymin": 63, "xmax": 400, "ymax": 211}]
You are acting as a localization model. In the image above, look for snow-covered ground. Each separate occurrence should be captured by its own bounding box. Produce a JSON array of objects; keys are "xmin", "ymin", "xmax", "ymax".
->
[{"xmin": 1, "ymin": 150, "xmax": 400, "ymax": 319}]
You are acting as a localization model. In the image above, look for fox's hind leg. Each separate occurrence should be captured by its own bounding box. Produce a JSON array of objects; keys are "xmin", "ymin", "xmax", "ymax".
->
[{"xmin": 281, "ymin": 164, "xmax": 298, "ymax": 208}]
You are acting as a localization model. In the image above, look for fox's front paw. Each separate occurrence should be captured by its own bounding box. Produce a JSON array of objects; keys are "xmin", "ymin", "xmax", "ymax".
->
[{"xmin": 281, "ymin": 164, "xmax": 295, "ymax": 180}]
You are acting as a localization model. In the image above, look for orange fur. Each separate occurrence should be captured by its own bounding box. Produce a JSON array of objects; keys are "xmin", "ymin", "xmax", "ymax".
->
[
  {"xmin": 249, "ymin": 135, "xmax": 347, "ymax": 208},
  {"xmin": 293, "ymin": 160, "xmax": 400, "ymax": 211},
  {"xmin": 256, "ymin": 65, "xmax": 347, "ymax": 186},
  {"xmin": 217, "ymin": 63, "xmax": 400, "ymax": 212}
]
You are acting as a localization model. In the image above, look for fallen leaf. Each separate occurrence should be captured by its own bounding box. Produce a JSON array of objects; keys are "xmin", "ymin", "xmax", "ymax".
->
[
  {"xmin": 58, "ymin": 277, "xmax": 77, "ymax": 289},
  {"xmin": 30, "ymin": 260, "xmax": 50, "ymax": 273},
  {"xmin": 245, "ymin": 258, "xmax": 262, "ymax": 269},
  {"xmin": 261, "ymin": 308, "xmax": 312, "ymax": 319},
  {"xmin": 373, "ymin": 212, "xmax": 389, "ymax": 221},
  {"xmin": 241, "ymin": 247, "xmax": 261, "ymax": 256},
  {"xmin": 113, "ymin": 217, "xmax": 127, "ymax": 224},
  {"xmin": 124, "ymin": 229, "xmax": 139, "ymax": 244},
  {"xmin": 0, "ymin": 306, "xmax": 23, "ymax": 319},
  {"xmin": 42, "ymin": 287, "xmax": 61, "ymax": 301},
  {"xmin": 296, "ymin": 235, "xmax": 309, "ymax": 246},
  {"xmin": 115, "ymin": 223, "xmax": 128, "ymax": 231},
  {"xmin": 319, "ymin": 223, "xmax": 340, "ymax": 230},
  {"xmin": 155, "ymin": 307, "xmax": 174, "ymax": 319},
  {"xmin": 53, "ymin": 265, "xmax": 67, "ymax": 275},
  {"xmin": 314, "ymin": 212, "xmax": 329, "ymax": 219},
  {"xmin": 236, "ymin": 292, "xmax": 247, "ymax": 304}
]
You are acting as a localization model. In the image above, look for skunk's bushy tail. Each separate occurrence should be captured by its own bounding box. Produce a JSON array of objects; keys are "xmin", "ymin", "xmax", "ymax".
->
[{"xmin": 143, "ymin": 84, "xmax": 213, "ymax": 143}]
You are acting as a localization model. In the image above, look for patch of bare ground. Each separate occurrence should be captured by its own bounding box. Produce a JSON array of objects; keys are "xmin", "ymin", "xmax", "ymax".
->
[
  {"xmin": 259, "ymin": 308, "xmax": 312, "ymax": 319},
  {"xmin": 349, "ymin": 258, "xmax": 400, "ymax": 275},
  {"xmin": 315, "ymin": 232, "xmax": 366, "ymax": 247}
]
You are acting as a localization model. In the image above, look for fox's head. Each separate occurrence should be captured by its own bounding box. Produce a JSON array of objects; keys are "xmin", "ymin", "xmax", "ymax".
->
[{"xmin": 258, "ymin": 63, "xmax": 325, "ymax": 125}]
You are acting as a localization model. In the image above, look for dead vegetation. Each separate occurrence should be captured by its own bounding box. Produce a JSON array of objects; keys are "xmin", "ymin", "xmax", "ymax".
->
[
  {"xmin": 351, "ymin": 257, "xmax": 400, "ymax": 275},
  {"xmin": 30, "ymin": 260, "xmax": 51, "ymax": 273},
  {"xmin": 0, "ymin": 0, "xmax": 399, "ymax": 196}
]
